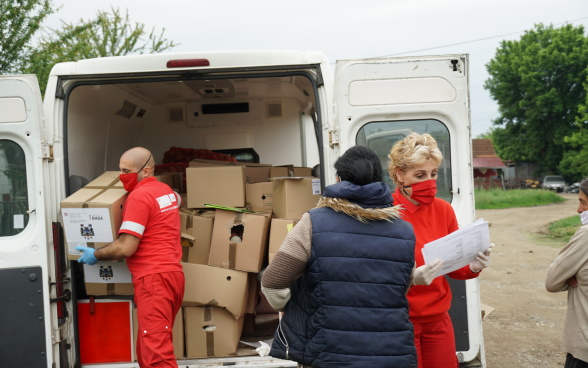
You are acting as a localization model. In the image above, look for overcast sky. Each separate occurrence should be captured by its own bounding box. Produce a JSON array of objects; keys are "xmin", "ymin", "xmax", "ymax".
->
[{"xmin": 43, "ymin": 0, "xmax": 588, "ymax": 137}]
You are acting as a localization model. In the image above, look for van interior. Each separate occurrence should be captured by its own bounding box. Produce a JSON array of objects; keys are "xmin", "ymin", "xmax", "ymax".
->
[{"xmin": 63, "ymin": 71, "xmax": 322, "ymax": 195}]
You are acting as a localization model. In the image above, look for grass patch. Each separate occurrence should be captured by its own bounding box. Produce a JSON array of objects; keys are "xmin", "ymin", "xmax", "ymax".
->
[
  {"xmin": 532, "ymin": 215, "xmax": 581, "ymax": 246},
  {"xmin": 475, "ymin": 189, "xmax": 567, "ymax": 210},
  {"xmin": 547, "ymin": 215, "xmax": 581, "ymax": 239}
]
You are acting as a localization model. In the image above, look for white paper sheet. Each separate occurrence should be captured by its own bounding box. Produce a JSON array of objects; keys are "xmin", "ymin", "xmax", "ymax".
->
[{"xmin": 422, "ymin": 218, "xmax": 490, "ymax": 277}]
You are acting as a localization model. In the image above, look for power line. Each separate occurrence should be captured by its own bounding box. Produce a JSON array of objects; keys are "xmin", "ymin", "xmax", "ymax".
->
[{"xmin": 378, "ymin": 16, "xmax": 588, "ymax": 57}]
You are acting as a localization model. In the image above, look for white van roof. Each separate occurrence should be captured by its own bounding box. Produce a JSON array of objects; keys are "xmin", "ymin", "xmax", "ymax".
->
[{"xmin": 50, "ymin": 50, "xmax": 330, "ymax": 76}]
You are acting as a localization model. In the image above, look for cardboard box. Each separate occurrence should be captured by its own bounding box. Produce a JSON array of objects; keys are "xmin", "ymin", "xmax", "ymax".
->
[
  {"xmin": 271, "ymin": 177, "xmax": 321, "ymax": 220},
  {"xmin": 270, "ymin": 165, "xmax": 294, "ymax": 178},
  {"xmin": 294, "ymin": 167, "xmax": 313, "ymax": 177},
  {"xmin": 182, "ymin": 263, "xmax": 249, "ymax": 319},
  {"xmin": 156, "ymin": 172, "xmax": 184, "ymax": 193},
  {"xmin": 180, "ymin": 210, "xmax": 215, "ymax": 264},
  {"xmin": 77, "ymin": 299, "xmax": 134, "ymax": 364},
  {"xmin": 186, "ymin": 160, "xmax": 270, "ymax": 209},
  {"xmin": 269, "ymin": 165, "xmax": 313, "ymax": 178},
  {"xmin": 184, "ymin": 306, "xmax": 244, "ymax": 358},
  {"xmin": 186, "ymin": 165, "xmax": 271, "ymax": 209},
  {"xmin": 208, "ymin": 209, "xmax": 271, "ymax": 273},
  {"xmin": 133, "ymin": 307, "xmax": 184, "ymax": 359},
  {"xmin": 155, "ymin": 173, "xmax": 174, "ymax": 188},
  {"xmin": 84, "ymin": 171, "xmax": 124, "ymax": 189},
  {"xmin": 245, "ymin": 182, "xmax": 273, "ymax": 212},
  {"xmin": 268, "ymin": 218, "xmax": 298, "ymax": 264},
  {"xmin": 84, "ymin": 260, "xmax": 133, "ymax": 296},
  {"xmin": 61, "ymin": 187, "xmax": 128, "ymax": 260}
]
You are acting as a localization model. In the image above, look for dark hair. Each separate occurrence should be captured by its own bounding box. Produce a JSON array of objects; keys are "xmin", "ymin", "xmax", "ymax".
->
[
  {"xmin": 334, "ymin": 146, "xmax": 383, "ymax": 186},
  {"xmin": 580, "ymin": 179, "xmax": 588, "ymax": 197}
]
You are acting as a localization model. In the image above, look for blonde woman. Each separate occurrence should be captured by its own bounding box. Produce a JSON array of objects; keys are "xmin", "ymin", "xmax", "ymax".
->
[{"xmin": 388, "ymin": 133, "xmax": 493, "ymax": 368}]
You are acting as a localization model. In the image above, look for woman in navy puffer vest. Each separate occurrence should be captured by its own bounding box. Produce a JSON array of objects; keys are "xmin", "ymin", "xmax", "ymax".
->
[{"xmin": 261, "ymin": 146, "xmax": 417, "ymax": 368}]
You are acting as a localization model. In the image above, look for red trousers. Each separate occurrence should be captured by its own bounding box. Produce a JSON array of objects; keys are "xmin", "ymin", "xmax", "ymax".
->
[
  {"xmin": 412, "ymin": 313, "xmax": 459, "ymax": 368},
  {"xmin": 134, "ymin": 271, "xmax": 185, "ymax": 368}
]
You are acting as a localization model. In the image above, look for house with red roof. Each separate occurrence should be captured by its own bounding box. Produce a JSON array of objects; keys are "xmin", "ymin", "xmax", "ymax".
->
[{"xmin": 472, "ymin": 139, "xmax": 507, "ymax": 189}]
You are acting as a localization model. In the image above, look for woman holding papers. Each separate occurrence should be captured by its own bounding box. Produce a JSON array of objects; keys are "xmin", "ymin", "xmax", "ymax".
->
[
  {"xmin": 262, "ymin": 145, "xmax": 418, "ymax": 368},
  {"xmin": 545, "ymin": 178, "xmax": 588, "ymax": 368},
  {"xmin": 388, "ymin": 133, "xmax": 494, "ymax": 368}
]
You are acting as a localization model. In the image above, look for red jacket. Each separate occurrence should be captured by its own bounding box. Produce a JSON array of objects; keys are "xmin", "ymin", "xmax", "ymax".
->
[{"xmin": 393, "ymin": 189, "xmax": 479, "ymax": 322}]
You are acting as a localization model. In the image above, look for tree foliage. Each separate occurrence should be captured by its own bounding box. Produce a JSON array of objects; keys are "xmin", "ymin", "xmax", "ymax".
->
[
  {"xmin": 0, "ymin": 0, "xmax": 54, "ymax": 74},
  {"xmin": 485, "ymin": 24, "xmax": 588, "ymax": 175},
  {"xmin": 559, "ymin": 72, "xmax": 588, "ymax": 181},
  {"xmin": 23, "ymin": 6, "xmax": 178, "ymax": 93}
]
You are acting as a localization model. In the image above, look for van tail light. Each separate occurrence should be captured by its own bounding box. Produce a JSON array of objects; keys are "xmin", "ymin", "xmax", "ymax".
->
[{"xmin": 167, "ymin": 59, "xmax": 210, "ymax": 68}]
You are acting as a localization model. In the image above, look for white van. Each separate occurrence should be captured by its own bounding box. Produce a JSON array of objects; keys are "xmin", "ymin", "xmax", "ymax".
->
[{"xmin": 0, "ymin": 51, "xmax": 482, "ymax": 367}]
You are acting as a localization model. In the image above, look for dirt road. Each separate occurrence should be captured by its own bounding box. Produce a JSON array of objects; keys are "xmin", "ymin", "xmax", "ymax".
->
[{"xmin": 478, "ymin": 193, "xmax": 579, "ymax": 367}]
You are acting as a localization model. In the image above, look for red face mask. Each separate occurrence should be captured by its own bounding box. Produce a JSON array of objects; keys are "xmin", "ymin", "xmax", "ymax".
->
[
  {"xmin": 119, "ymin": 173, "xmax": 139, "ymax": 192},
  {"xmin": 119, "ymin": 154, "xmax": 151, "ymax": 192},
  {"xmin": 404, "ymin": 179, "xmax": 437, "ymax": 205}
]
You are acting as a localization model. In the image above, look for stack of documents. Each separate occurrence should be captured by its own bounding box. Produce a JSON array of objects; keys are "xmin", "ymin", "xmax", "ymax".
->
[{"xmin": 422, "ymin": 218, "xmax": 490, "ymax": 277}]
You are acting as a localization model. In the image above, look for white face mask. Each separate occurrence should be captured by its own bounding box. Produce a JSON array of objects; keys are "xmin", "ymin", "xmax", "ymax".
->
[{"xmin": 581, "ymin": 210, "xmax": 588, "ymax": 225}]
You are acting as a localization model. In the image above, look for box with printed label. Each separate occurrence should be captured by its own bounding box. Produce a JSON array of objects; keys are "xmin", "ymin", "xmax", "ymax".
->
[
  {"xmin": 208, "ymin": 209, "xmax": 271, "ymax": 273},
  {"xmin": 271, "ymin": 177, "xmax": 321, "ymax": 220},
  {"xmin": 180, "ymin": 210, "xmax": 215, "ymax": 264},
  {"xmin": 61, "ymin": 187, "xmax": 128, "ymax": 260},
  {"xmin": 77, "ymin": 299, "xmax": 134, "ymax": 364},
  {"xmin": 83, "ymin": 260, "xmax": 133, "ymax": 296},
  {"xmin": 268, "ymin": 218, "xmax": 298, "ymax": 264},
  {"xmin": 186, "ymin": 164, "xmax": 270, "ymax": 209},
  {"xmin": 184, "ymin": 306, "xmax": 244, "ymax": 358},
  {"xmin": 133, "ymin": 307, "xmax": 184, "ymax": 359},
  {"xmin": 245, "ymin": 182, "xmax": 273, "ymax": 212},
  {"xmin": 182, "ymin": 262, "xmax": 249, "ymax": 319}
]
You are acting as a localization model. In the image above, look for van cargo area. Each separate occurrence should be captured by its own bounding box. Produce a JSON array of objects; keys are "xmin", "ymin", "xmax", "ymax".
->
[
  {"xmin": 57, "ymin": 61, "xmax": 323, "ymax": 367},
  {"xmin": 64, "ymin": 72, "xmax": 322, "ymax": 190}
]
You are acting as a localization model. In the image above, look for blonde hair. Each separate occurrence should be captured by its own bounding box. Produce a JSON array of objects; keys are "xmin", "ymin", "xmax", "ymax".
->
[{"xmin": 387, "ymin": 133, "xmax": 443, "ymax": 185}]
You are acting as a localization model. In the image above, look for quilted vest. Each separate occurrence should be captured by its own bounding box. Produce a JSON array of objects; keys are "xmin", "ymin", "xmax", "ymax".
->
[{"xmin": 270, "ymin": 206, "xmax": 417, "ymax": 368}]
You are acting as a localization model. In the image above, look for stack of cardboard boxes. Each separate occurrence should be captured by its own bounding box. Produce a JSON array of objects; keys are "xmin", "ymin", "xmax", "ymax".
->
[{"xmin": 61, "ymin": 160, "xmax": 322, "ymax": 363}]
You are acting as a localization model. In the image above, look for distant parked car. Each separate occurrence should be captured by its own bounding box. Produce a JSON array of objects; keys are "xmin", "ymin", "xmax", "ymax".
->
[
  {"xmin": 566, "ymin": 182, "xmax": 580, "ymax": 193},
  {"xmin": 541, "ymin": 175, "xmax": 567, "ymax": 193}
]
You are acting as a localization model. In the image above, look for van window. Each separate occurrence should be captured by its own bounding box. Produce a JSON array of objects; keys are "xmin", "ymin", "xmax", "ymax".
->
[
  {"xmin": 0, "ymin": 140, "xmax": 28, "ymax": 236},
  {"xmin": 356, "ymin": 119, "xmax": 452, "ymax": 202}
]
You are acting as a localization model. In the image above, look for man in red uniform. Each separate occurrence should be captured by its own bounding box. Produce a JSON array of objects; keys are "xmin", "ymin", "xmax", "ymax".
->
[{"xmin": 77, "ymin": 147, "xmax": 184, "ymax": 368}]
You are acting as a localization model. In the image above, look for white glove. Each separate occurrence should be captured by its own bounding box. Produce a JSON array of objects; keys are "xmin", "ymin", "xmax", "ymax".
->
[
  {"xmin": 470, "ymin": 242, "xmax": 495, "ymax": 273},
  {"xmin": 413, "ymin": 260, "xmax": 443, "ymax": 285}
]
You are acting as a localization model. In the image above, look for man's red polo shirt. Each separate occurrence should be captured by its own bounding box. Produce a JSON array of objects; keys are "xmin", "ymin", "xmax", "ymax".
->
[{"xmin": 119, "ymin": 176, "xmax": 183, "ymax": 281}]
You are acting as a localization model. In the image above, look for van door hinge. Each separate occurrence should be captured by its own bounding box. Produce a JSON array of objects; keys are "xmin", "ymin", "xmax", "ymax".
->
[
  {"xmin": 329, "ymin": 129, "xmax": 339, "ymax": 148},
  {"xmin": 51, "ymin": 327, "xmax": 62, "ymax": 345},
  {"xmin": 41, "ymin": 143, "xmax": 54, "ymax": 161}
]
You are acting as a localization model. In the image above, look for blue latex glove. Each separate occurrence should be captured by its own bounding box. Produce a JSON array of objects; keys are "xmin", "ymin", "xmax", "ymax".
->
[{"xmin": 76, "ymin": 246, "xmax": 98, "ymax": 265}]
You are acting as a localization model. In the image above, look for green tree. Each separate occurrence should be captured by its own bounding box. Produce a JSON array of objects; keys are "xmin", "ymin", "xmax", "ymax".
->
[
  {"xmin": 559, "ymin": 71, "xmax": 588, "ymax": 181},
  {"xmin": 485, "ymin": 24, "xmax": 588, "ymax": 174},
  {"xmin": 0, "ymin": 0, "xmax": 54, "ymax": 74},
  {"xmin": 24, "ymin": 7, "xmax": 178, "ymax": 93}
]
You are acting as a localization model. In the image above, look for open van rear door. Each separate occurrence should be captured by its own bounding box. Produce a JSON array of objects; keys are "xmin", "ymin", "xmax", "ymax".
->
[
  {"xmin": 333, "ymin": 55, "xmax": 483, "ymax": 366},
  {"xmin": 0, "ymin": 75, "xmax": 53, "ymax": 367}
]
